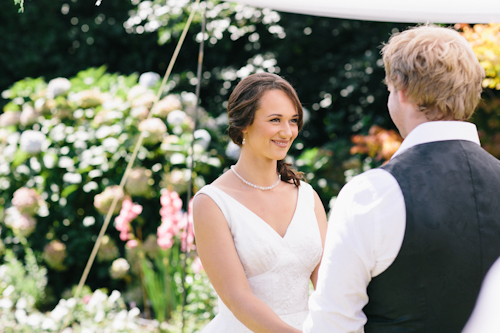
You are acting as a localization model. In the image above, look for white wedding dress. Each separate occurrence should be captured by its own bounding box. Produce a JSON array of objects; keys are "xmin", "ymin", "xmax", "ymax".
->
[{"xmin": 195, "ymin": 181, "xmax": 322, "ymax": 332}]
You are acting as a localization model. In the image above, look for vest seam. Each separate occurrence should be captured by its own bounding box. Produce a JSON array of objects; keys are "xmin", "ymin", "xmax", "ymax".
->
[{"xmin": 458, "ymin": 140, "xmax": 483, "ymax": 274}]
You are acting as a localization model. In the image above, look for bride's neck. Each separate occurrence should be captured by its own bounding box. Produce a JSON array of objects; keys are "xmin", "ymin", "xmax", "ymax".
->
[{"xmin": 233, "ymin": 156, "xmax": 279, "ymax": 186}]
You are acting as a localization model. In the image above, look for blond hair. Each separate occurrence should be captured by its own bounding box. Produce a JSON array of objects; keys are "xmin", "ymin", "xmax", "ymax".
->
[{"xmin": 382, "ymin": 25, "xmax": 485, "ymax": 120}]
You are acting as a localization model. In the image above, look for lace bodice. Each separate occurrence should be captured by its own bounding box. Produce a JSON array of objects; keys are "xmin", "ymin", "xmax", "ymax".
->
[{"xmin": 195, "ymin": 181, "xmax": 322, "ymax": 332}]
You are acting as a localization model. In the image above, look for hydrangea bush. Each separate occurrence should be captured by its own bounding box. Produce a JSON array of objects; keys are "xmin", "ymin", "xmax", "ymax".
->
[{"xmin": 0, "ymin": 66, "xmax": 227, "ymax": 328}]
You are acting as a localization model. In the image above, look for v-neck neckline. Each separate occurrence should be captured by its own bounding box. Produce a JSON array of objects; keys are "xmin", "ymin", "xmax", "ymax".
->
[{"xmin": 209, "ymin": 184, "xmax": 301, "ymax": 239}]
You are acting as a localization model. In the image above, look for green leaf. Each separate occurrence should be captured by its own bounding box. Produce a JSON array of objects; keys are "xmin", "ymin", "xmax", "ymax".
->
[
  {"xmin": 61, "ymin": 184, "xmax": 78, "ymax": 198},
  {"xmin": 12, "ymin": 150, "xmax": 29, "ymax": 167}
]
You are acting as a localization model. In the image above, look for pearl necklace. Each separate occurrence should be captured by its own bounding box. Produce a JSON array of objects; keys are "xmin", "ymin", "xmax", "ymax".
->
[{"xmin": 231, "ymin": 165, "xmax": 281, "ymax": 190}]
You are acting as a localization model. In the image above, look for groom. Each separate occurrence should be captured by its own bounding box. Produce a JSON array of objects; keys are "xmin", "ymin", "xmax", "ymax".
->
[{"xmin": 303, "ymin": 25, "xmax": 500, "ymax": 332}]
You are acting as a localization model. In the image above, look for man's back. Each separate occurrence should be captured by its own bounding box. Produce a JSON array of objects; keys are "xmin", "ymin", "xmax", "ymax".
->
[{"xmin": 364, "ymin": 140, "xmax": 500, "ymax": 332}]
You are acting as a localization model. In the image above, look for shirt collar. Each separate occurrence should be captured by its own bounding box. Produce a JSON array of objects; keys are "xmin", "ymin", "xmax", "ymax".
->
[{"xmin": 391, "ymin": 121, "xmax": 480, "ymax": 159}]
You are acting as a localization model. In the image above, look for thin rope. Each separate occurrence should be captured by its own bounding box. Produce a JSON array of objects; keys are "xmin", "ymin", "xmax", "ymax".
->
[
  {"xmin": 181, "ymin": 4, "xmax": 207, "ymax": 331},
  {"xmin": 74, "ymin": 0, "xmax": 202, "ymax": 301}
]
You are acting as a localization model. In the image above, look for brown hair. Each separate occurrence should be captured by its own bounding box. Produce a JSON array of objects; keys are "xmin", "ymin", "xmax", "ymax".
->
[
  {"xmin": 227, "ymin": 73, "xmax": 304, "ymax": 186},
  {"xmin": 382, "ymin": 25, "xmax": 484, "ymax": 120}
]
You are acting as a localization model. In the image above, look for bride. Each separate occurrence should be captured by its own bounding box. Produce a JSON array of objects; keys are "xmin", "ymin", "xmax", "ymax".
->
[{"xmin": 193, "ymin": 72, "xmax": 327, "ymax": 332}]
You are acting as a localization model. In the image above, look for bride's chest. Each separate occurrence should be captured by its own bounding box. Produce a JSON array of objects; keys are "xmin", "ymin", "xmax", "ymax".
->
[{"xmin": 228, "ymin": 207, "xmax": 322, "ymax": 278}]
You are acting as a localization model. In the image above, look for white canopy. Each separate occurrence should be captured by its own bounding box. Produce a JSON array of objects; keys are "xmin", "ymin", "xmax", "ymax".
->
[{"xmin": 223, "ymin": 0, "xmax": 500, "ymax": 23}]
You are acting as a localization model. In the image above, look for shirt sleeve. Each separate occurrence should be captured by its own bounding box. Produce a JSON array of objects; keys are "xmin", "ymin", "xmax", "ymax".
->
[
  {"xmin": 462, "ymin": 257, "xmax": 500, "ymax": 333},
  {"xmin": 303, "ymin": 169, "xmax": 405, "ymax": 333}
]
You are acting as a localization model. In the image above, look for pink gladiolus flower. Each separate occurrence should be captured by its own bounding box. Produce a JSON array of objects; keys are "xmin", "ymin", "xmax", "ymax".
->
[
  {"xmin": 192, "ymin": 256, "xmax": 203, "ymax": 274},
  {"xmin": 157, "ymin": 190, "xmax": 184, "ymax": 250},
  {"xmin": 126, "ymin": 239, "xmax": 138, "ymax": 248},
  {"xmin": 180, "ymin": 198, "xmax": 195, "ymax": 252},
  {"xmin": 114, "ymin": 197, "xmax": 143, "ymax": 242}
]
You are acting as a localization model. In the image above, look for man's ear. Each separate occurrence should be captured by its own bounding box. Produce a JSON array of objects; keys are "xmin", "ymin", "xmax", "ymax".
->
[{"xmin": 398, "ymin": 89, "xmax": 410, "ymax": 105}]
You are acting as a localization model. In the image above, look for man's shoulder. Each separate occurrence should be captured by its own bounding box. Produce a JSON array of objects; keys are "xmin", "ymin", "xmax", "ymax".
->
[{"xmin": 340, "ymin": 168, "xmax": 401, "ymax": 201}]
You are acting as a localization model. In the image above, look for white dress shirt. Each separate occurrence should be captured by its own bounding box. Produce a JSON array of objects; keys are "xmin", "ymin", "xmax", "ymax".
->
[
  {"xmin": 303, "ymin": 121, "xmax": 481, "ymax": 333},
  {"xmin": 462, "ymin": 256, "xmax": 500, "ymax": 333}
]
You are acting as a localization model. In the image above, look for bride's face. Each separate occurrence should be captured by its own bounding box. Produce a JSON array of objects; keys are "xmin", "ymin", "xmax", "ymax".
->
[{"xmin": 242, "ymin": 89, "xmax": 299, "ymax": 161}]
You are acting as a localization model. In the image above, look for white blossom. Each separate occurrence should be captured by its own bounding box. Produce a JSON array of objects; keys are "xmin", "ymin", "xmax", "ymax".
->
[
  {"xmin": 109, "ymin": 258, "xmax": 130, "ymax": 279},
  {"xmin": 151, "ymin": 94, "xmax": 182, "ymax": 118},
  {"xmin": 20, "ymin": 105, "xmax": 40, "ymax": 126},
  {"xmin": 225, "ymin": 141, "xmax": 241, "ymax": 160},
  {"xmin": 139, "ymin": 72, "xmax": 161, "ymax": 87},
  {"xmin": 125, "ymin": 167, "xmax": 153, "ymax": 197},
  {"xmin": 19, "ymin": 130, "xmax": 47, "ymax": 154},
  {"xmin": 4, "ymin": 207, "xmax": 37, "ymax": 237},
  {"xmin": 194, "ymin": 129, "xmax": 211, "ymax": 150},
  {"xmin": 46, "ymin": 78, "xmax": 71, "ymax": 99},
  {"xmin": 166, "ymin": 110, "xmax": 186, "ymax": 126},
  {"xmin": 0, "ymin": 297, "xmax": 13, "ymax": 310},
  {"xmin": 0, "ymin": 111, "xmax": 20, "ymax": 127},
  {"xmin": 138, "ymin": 118, "xmax": 167, "ymax": 145}
]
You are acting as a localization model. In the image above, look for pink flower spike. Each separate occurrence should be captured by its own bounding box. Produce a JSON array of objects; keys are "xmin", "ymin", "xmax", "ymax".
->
[
  {"xmin": 120, "ymin": 231, "xmax": 129, "ymax": 241},
  {"xmin": 126, "ymin": 239, "xmax": 138, "ymax": 248},
  {"xmin": 192, "ymin": 256, "xmax": 203, "ymax": 274}
]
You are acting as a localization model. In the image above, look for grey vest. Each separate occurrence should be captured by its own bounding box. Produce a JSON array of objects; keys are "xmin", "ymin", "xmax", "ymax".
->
[{"xmin": 363, "ymin": 140, "xmax": 500, "ymax": 333}]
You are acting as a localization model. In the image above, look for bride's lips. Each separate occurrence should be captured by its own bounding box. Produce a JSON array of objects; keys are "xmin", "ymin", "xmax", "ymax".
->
[{"xmin": 272, "ymin": 140, "xmax": 289, "ymax": 148}]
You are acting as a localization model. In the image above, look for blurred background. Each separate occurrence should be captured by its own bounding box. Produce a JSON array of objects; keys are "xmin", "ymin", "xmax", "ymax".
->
[{"xmin": 1, "ymin": 0, "xmax": 499, "ymax": 332}]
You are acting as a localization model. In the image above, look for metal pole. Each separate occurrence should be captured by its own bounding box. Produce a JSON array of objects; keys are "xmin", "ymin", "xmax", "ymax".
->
[{"xmin": 182, "ymin": 2, "xmax": 207, "ymax": 331}]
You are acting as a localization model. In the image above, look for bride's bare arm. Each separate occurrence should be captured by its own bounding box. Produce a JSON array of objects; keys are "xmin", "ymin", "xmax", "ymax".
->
[
  {"xmin": 310, "ymin": 190, "xmax": 328, "ymax": 289},
  {"xmin": 193, "ymin": 193, "xmax": 301, "ymax": 333}
]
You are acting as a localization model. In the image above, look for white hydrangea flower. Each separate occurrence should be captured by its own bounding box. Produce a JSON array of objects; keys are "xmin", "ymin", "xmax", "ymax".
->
[
  {"xmin": 125, "ymin": 167, "xmax": 153, "ymax": 197},
  {"xmin": 139, "ymin": 72, "xmax": 161, "ymax": 88},
  {"xmin": 46, "ymin": 78, "xmax": 71, "ymax": 99},
  {"xmin": 50, "ymin": 300, "xmax": 69, "ymax": 321},
  {"xmin": 16, "ymin": 297, "xmax": 28, "ymax": 309},
  {"xmin": 11, "ymin": 187, "xmax": 42, "ymax": 216},
  {"xmin": 63, "ymin": 172, "xmax": 82, "ymax": 184},
  {"xmin": 130, "ymin": 106, "xmax": 149, "ymax": 120},
  {"xmin": 94, "ymin": 185, "xmax": 124, "ymax": 215},
  {"xmin": 181, "ymin": 91, "xmax": 198, "ymax": 107},
  {"xmin": 151, "ymin": 94, "xmax": 182, "ymax": 118},
  {"xmin": 0, "ymin": 297, "xmax": 13, "ymax": 310},
  {"xmin": 15, "ymin": 308, "xmax": 28, "ymax": 324},
  {"xmin": 194, "ymin": 129, "xmax": 211, "ymax": 150},
  {"xmin": 0, "ymin": 111, "xmax": 20, "ymax": 127},
  {"xmin": 4, "ymin": 207, "xmax": 37, "ymax": 237},
  {"xmin": 41, "ymin": 317, "xmax": 57, "ymax": 331},
  {"xmin": 225, "ymin": 141, "xmax": 241, "ymax": 160},
  {"xmin": 2, "ymin": 285, "xmax": 15, "ymax": 297},
  {"xmin": 127, "ymin": 85, "xmax": 149, "ymax": 101},
  {"xmin": 128, "ymin": 307, "xmax": 141, "ymax": 318},
  {"xmin": 138, "ymin": 118, "xmax": 167, "ymax": 145},
  {"xmin": 109, "ymin": 258, "xmax": 130, "ymax": 279},
  {"xmin": 27, "ymin": 312, "xmax": 45, "ymax": 328},
  {"xmin": 166, "ymin": 110, "xmax": 186, "ymax": 126},
  {"xmin": 108, "ymin": 290, "xmax": 121, "ymax": 305},
  {"xmin": 20, "ymin": 105, "xmax": 40, "ymax": 126},
  {"xmin": 19, "ymin": 130, "xmax": 46, "ymax": 154}
]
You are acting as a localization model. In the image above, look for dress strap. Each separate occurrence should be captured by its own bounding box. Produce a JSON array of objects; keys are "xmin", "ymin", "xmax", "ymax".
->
[
  {"xmin": 194, "ymin": 185, "xmax": 233, "ymax": 229},
  {"xmin": 299, "ymin": 181, "xmax": 315, "ymax": 210}
]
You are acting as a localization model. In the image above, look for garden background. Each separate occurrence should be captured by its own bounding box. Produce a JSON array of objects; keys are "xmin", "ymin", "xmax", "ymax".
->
[{"xmin": 1, "ymin": 0, "xmax": 500, "ymax": 332}]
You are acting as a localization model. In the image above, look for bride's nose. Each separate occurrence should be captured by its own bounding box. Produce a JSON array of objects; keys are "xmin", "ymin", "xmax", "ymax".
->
[{"xmin": 279, "ymin": 123, "xmax": 293, "ymax": 138}]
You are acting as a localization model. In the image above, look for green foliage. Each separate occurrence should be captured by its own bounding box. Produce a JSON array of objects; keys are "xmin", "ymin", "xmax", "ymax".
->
[
  {"xmin": 124, "ymin": 0, "xmax": 413, "ymax": 206},
  {"xmin": 1, "ymin": 0, "xmax": 413, "ymax": 208},
  {"xmin": 0, "ymin": 247, "xmax": 47, "ymax": 310},
  {"xmin": 141, "ymin": 249, "xmax": 178, "ymax": 323},
  {"xmin": 4, "ymin": 2, "xmax": 500, "ymax": 330},
  {"xmin": 0, "ymin": 67, "xmax": 222, "ymax": 318},
  {"xmin": 13, "ymin": 0, "xmax": 24, "ymax": 12}
]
